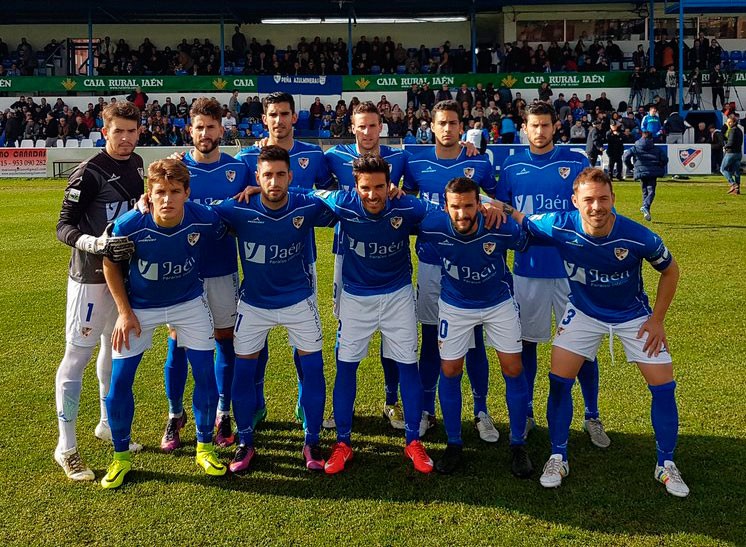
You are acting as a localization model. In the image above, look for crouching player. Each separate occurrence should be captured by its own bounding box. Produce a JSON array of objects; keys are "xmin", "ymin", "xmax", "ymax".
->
[
  {"xmin": 101, "ymin": 159, "xmax": 227, "ymax": 489},
  {"xmin": 417, "ymin": 177, "xmax": 532, "ymax": 477},
  {"xmin": 499, "ymin": 167, "xmax": 688, "ymax": 497}
]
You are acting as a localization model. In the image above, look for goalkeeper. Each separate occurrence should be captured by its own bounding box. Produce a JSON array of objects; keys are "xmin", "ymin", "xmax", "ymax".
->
[{"xmin": 53, "ymin": 101, "xmax": 145, "ymax": 482}]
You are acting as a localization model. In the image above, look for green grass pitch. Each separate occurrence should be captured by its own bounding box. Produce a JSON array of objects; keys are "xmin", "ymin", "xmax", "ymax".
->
[{"xmin": 0, "ymin": 176, "xmax": 744, "ymax": 546}]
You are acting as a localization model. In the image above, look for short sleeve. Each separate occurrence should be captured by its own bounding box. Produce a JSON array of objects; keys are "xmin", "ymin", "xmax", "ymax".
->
[{"xmin": 642, "ymin": 230, "xmax": 673, "ymax": 271}]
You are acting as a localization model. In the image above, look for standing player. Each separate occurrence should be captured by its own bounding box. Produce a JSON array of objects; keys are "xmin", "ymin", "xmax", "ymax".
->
[
  {"xmin": 498, "ymin": 168, "xmax": 688, "ymax": 497},
  {"xmin": 316, "ymin": 154, "xmax": 434, "ymax": 475},
  {"xmin": 417, "ymin": 177, "xmax": 531, "ymax": 477},
  {"xmin": 498, "ymin": 103, "xmax": 608, "ymax": 447},
  {"xmin": 54, "ymin": 101, "xmax": 143, "ymax": 481},
  {"xmin": 101, "ymin": 159, "xmax": 227, "ymax": 489},
  {"xmin": 236, "ymin": 92, "xmax": 333, "ymax": 426},
  {"xmin": 158, "ymin": 98, "xmax": 251, "ymax": 454},
  {"xmin": 212, "ymin": 146, "xmax": 335, "ymax": 473},
  {"xmin": 324, "ymin": 101, "xmax": 412, "ymax": 429},
  {"xmin": 404, "ymin": 99, "xmax": 498, "ymax": 440}
]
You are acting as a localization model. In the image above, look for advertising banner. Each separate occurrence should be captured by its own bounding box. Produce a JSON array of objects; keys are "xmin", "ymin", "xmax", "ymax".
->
[
  {"xmin": 258, "ymin": 75, "xmax": 342, "ymax": 95},
  {"xmin": 666, "ymin": 144, "xmax": 712, "ymax": 175},
  {"xmin": 0, "ymin": 76, "xmax": 258, "ymax": 93},
  {"xmin": 0, "ymin": 148, "xmax": 47, "ymax": 178}
]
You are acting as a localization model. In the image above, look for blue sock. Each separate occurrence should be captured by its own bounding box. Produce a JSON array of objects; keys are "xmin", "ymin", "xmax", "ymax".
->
[
  {"xmin": 649, "ymin": 381, "xmax": 679, "ymax": 466},
  {"xmin": 418, "ymin": 324, "xmax": 440, "ymax": 416},
  {"xmin": 577, "ymin": 358, "xmax": 600, "ymax": 420},
  {"xmin": 164, "ymin": 338, "xmax": 187, "ymax": 415},
  {"xmin": 214, "ymin": 338, "xmax": 235, "ymax": 413},
  {"xmin": 521, "ymin": 341, "xmax": 538, "ymax": 419},
  {"xmin": 547, "ymin": 373, "xmax": 575, "ymax": 461},
  {"xmin": 397, "ymin": 362, "xmax": 423, "ymax": 444},
  {"xmin": 187, "ymin": 349, "xmax": 218, "ymax": 444},
  {"xmin": 465, "ymin": 325, "xmax": 489, "ymax": 416},
  {"xmin": 298, "ymin": 351, "xmax": 325, "ymax": 446},
  {"xmin": 503, "ymin": 371, "xmax": 529, "ymax": 446},
  {"xmin": 106, "ymin": 354, "xmax": 143, "ymax": 453},
  {"xmin": 253, "ymin": 341, "xmax": 269, "ymax": 413},
  {"xmin": 438, "ymin": 370, "xmax": 463, "ymax": 445},
  {"xmin": 293, "ymin": 348, "xmax": 304, "ymax": 412},
  {"xmin": 381, "ymin": 341, "xmax": 399, "ymax": 405},
  {"xmin": 233, "ymin": 357, "xmax": 258, "ymax": 446},
  {"xmin": 333, "ymin": 360, "xmax": 359, "ymax": 445}
]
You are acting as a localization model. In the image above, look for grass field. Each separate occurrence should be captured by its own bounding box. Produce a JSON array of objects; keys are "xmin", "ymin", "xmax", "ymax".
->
[{"xmin": 0, "ymin": 176, "xmax": 744, "ymax": 546}]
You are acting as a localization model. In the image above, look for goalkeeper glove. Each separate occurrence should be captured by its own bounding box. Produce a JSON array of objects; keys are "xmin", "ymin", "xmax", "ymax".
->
[{"xmin": 75, "ymin": 223, "xmax": 135, "ymax": 262}]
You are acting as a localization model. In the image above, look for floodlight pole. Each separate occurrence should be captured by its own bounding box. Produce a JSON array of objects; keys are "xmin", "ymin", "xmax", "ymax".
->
[
  {"xmin": 678, "ymin": 0, "xmax": 684, "ymax": 116},
  {"xmin": 648, "ymin": 0, "xmax": 655, "ymax": 69},
  {"xmin": 470, "ymin": 7, "xmax": 477, "ymax": 73},
  {"xmin": 87, "ymin": 8, "xmax": 94, "ymax": 76},
  {"xmin": 220, "ymin": 14, "xmax": 225, "ymax": 76},
  {"xmin": 348, "ymin": 11, "xmax": 353, "ymax": 75}
]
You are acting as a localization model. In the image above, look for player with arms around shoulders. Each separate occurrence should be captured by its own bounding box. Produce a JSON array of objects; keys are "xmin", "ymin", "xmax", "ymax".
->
[
  {"xmin": 101, "ymin": 159, "xmax": 228, "ymax": 489},
  {"xmin": 404, "ymin": 99, "xmax": 498, "ymax": 442},
  {"xmin": 158, "ymin": 97, "xmax": 251, "ymax": 454},
  {"xmin": 211, "ymin": 146, "xmax": 336, "ymax": 473},
  {"xmin": 499, "ymin": 102, "xmax": 608, "ymax": 447},
  {"xmin": 54, "ymin": 101, "xmax": 144, "ymax": 481},
  {"xmin": 235, "ymin": 91, "xmax": 333, "ymax": 428},
  {"xmin": 498, "ymin": 167, "xmax": 688, "ymax": 497},
  {"xmin": 416, "ymin": 177, "xmax": 532, "ymax": 477}
]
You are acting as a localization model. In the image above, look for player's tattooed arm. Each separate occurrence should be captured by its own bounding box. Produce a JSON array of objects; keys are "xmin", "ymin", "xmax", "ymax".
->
[
  {"xmin": 489, "ymin": 199, "xmax": 525, "ymax": 224},
  {"xmin": 103, "ymin": 257, "xmax": 141, "ymax": 352},
  {"xmin": 638, "ymin": 257, "xmax": 679, "ymax": 357}
]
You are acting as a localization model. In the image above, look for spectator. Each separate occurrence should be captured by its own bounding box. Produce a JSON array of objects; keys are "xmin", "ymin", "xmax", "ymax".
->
[
  {"xmin": 228, "ymin": 90, "xmax": 240, "ymax": 118},
  {"xmin": 710, "ymin": 64, "xmax": 726, "ymax": 110},
  {"xmin": 499, "ymin": 113, "xmax": 516, "ymax": 143},
  {"xmin": 585, "ymin": 119, "xmax": 605, "ymax": 167},
  {"xmin": 419, "ymin": 83, "xmax": 435, "ymax": 110},
  {"xmin": 376, "ymin": 95, "xmax": 391, "ymax": 114},
  {"xmin": 570, "ymin": 119, "xmax": 586, "ymax": 143},
  {"xmin": 606, "ymin": 121, "xmax": 625, "ymax": 180},
  {"xmin": 416, "ymin": 120, "xmax": 433, "ymax": 144},
  {"xmin": 640, "ymin": 105, "xmax": 662, "ymax": 140},
  {"xmin": 538, "ymin": 81, "xmax": 553, "ymax": 103},
  {"xmin": 687, "ymin": 67, "xmax": 702, "ymax": 110},
  {"xmin": 721, "ymin": 114, "xmax": 743, "ymax": 194},
  {"xmin": 407, "ymin": 84, "xmax": 421, "ymax": 109},
  {"xmin": 663, "ymin": 110, "xmax": 688, "ymax": 144},
  {"xmin": 628, "ymin": 67, "xmax": 645, "ymax": 109},
  {"xmin": 709, "ymin": 124, "xmax": 724, "ymax": 174},
  {"xmin": 330, "ymin": 115, "xmax": 347, "ymax": 138},
  {"xmin": 232, "ymin": 26, "xmax": 247, "ymax": 58},
  {"xmin": 664, "ymin": 65, "xmax": 677, "ymax": 108},
  {"xmin": 435, "ymin": 84, "xmax": 453, "ymax": 103},
  {"xmin": 126, "ymin": 86, "xmax": 148, "ymax": 111},
  {"xmin": 455, "ymin": 83, "xmax": 473, "ymax": 109},
  {"xmin": 309, "ymin": 96, "xmax": 325, "ymax": 128},
  {"xmin": 595, "ymin": 92, "xmax": 612, "ymax": 113},
  {"xmin": 221, "ymin": 110, "xmax": 237, "ymax": 142}
]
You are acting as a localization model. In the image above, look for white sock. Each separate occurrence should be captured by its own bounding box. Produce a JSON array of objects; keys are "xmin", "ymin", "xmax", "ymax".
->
[
  {"xmin": 56, "ymin": 343, "xmax": 95, "ymax": 452},
  {"xmin": 169, "ymin": 410, "xmax": 184, "ymax": 420},
  {"xmin": 95, "ymin": 333, "xmax": 113, "ymax": 425}
]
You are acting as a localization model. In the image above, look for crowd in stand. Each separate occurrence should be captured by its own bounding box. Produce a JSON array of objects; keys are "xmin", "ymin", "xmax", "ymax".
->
[{"xmin": 0, "ymin": 30, "xmax": 735, "ymax": 77}]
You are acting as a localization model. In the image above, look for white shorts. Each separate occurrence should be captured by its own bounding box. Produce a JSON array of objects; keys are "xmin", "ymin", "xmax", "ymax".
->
[
  {"xmin": 416, "ymin": 262, "xmax": 441, "ymax": 325},
  {"xmin": 114, "ymin": 295, "xmax": 215, "ymax": 359},
  {"xmin": 308, "ymin": 261, "xmax": 318, "ymax": 300},
  {"xmin": 332, "ymin": 254, "xmax": 343, "ymax": 318},
  {"xmin": 204, "ymin": 272, "xmax": 239, "ymax": 329},
  {"xmin": 233, "ymin": 297, "xmax": 323, "ymax": 355},
  {"xmin": 513, "ymin": 275, "xmax": 570, "ymax": 342},
  {"xmin": 553, "ymin": 304, "xmax": 673, "ymax": 365},
  {"xmin": 438, "ymin": 298, "xmax": 523, "ymax": 360},
  {"xmin": 337, "ymin": 285, "xmax": 418, "ymax": 364},
  {"xmin": 65, "ymin": 279, "xmax": 117, "ymax": 348}
]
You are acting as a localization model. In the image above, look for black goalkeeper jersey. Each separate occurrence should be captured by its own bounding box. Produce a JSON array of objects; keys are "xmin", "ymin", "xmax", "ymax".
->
[{"xmin": 56, "ymin": 150, "xmax": 144, "ymax": 284}]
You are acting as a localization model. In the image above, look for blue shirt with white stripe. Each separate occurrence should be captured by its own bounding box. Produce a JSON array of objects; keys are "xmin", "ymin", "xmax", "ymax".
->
[
  {"xmin": 212, "ymin": 193, "xmax": 336, "ymax": 309},
  {"xmin": 418, "ymin": 212, "xmax": 527, "ymax": 309},
  {"xmin": 523, "ymin": 210, "xmax": 673, "ymax": 323},
  {"xmin": 403, "ymin": 146, "xmax": 496, "ymax": 265},
  {"xmin": 313, "ymin": 191, "xmax": 434, "ymax": 296},
  {"xmin": 324, "ymin": 144, "xmax": 410, "ymax": 255},
  {"xmin": 112, "ymin": 202, "xmax": 225, "ymax": 309},
  {"xmin": 183, "ymin": 151, "xmax": 250, "ymax": 278},
  {"xmin": 498, "ymin": 146, "xmax": 589, "ymax": 278}
]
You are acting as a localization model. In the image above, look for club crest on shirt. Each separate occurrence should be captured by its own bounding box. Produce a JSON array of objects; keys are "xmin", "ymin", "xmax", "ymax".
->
[
  {"xmin": 137, "ymin": 167, "xmax": 144, "ymax": 179},
  {"xmin": 483, "ymin": 241, "xmax": 496, "ymax": 255},
  {"xmin": 298, "ymin": 157, "xmax": 309, "ymax": 169},
  {"xmin": 463, "ymin": 167, "xmax": 475, "ymax": 178},
  {"xmin": 558, "ymin": 167, "xmax": 571, "ymax": 179},
  {"xmin": 188, "ymin": 233, "xmax": 200, "ymax": 246},
  {"xmin": 614, "ymin": 247, "xmax": 629, "ymax": 260},
  {"xmin": 225, "ymin": 170, "xmax": 236, "ymax": 182},
  {"xmin": 81, "ymin": 327, "xmax": 93, "ymax": 337},
  {"xmin": 390, "ymin": 216, "xmax": 403, "ymax": 229},
  {"xmin": 293, "ymin": 216, "xmax": 304, "ymax": 229}
]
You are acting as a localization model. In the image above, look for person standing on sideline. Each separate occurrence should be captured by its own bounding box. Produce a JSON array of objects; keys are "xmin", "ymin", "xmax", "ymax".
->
[
  {"xmin": 586, "ymin": 119, "xmax": 605, "ymax": 168},
  {"xmin": 623, "ymin": 130, "xmax": 668, "ymax": 221},
  {"xmin": 605, "ymin": 121, "xmax": 625, "ymax": 181},
  {"xmin": 721, "ymin": 114, "xmax": 743, "ymax": 195}
]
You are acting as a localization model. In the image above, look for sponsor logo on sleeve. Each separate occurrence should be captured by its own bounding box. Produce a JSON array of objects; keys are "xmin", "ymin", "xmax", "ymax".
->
[{"xmin": 66, "ymin": 188, "xmax": 81, "ymax": 202}]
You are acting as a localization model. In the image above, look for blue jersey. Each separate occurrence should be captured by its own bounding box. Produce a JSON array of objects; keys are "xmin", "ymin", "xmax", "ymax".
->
[
  {"xmin": 498, "ymin": 146, "xmax": 589, "ymax": 278},
  {"xmin": 523, "ymin": 211, "xmax": 673, "ymax": 323},
  {"xmin": 404, "ymin": 146, "xmax": 496, "ymax": 265},
  {"xmin": 325, "ymin": 144, "xmax": 411, "ymax": 255},
  {"xmin": 112, "ymin": 202, "xmax": 225, "ymax": 310},
  {"xmin": 235, "ymin": 140, "xmax": 333, "ymax": 265},
  {"xmin": 314, "ymin": 191, "xmax": 433, "ymax": 296},
  {"xmin": 212, "ymin": 193, "xmax": 335, "ymax": 309},
  {"xmin": 183, "ymin": 151, "xmax": 250, "ymax": 278},
  {"xmin": 418, "ymin": 212, "xmax": 527, "ymax": 309}
]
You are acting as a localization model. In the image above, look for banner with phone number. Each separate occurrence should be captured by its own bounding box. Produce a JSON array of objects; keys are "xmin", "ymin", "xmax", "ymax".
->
[{"xmin": 0, "ymin": 148, "xmax": 47, "ymax": 178}]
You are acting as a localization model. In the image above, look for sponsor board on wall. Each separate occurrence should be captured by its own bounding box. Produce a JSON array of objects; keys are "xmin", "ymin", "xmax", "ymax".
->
[{"xmin": 0, "ymin": 148, "xmax": 47, "ymax": 178}]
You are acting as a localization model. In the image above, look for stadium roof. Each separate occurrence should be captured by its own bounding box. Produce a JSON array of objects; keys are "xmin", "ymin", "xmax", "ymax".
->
[
  {"xmin": 664, "ymin": 0, "xmax": 746, "ymax": 13},
  {"xmin": 2, "ymin": 0, "xmax": 646, "ymax": 25}
]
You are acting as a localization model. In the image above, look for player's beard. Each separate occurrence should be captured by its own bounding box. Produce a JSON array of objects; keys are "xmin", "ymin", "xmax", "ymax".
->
[
  {"xmin": 196, "ymin": 138, "xmax": 219, "ymax": 155},
  {"xmin": 263, "ymin": 189, "xmax": 287, "ymax": 203},
  {"xmin": 453, "ymin": 215, "xmax": 477, "ymax": 234}
]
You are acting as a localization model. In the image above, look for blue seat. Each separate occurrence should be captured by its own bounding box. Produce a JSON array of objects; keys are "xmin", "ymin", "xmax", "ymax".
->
[
  {"xmin": 313, "ymin": 118, "xmax": 323, "ymax": 129},
  {"xmin": 396, "ymin": 65, "xmax": 406, "ymax": 74},
  {"xmin": 730, "ymin": 50, "xmax": 742, "ymax": 62},
  {"xmin": 720, "ymin": 50, "xmax": 729, "ymax": 61},
  {"xmin": 407, "ymin": 48, "xmax": 418, "ymax": 57},
  {"xmin": 251, "ymin": 123, "xmax": 264, "ymax": 134},
  {"xmin": 238, "ymin": 129, "xmax": 247, "ymax": 138},
  {"xmin": 370, "ymin": 65, "xmax": 381, "ymax": 74},
  {"xmin": 238, "ymin": 122, "xmax": 250, "ymax": 130},
  {"xmin": 172, "ymin": 118, "xmax": 186, "ymax": 128},
  {"xmin": 276, "ymin": 50, "xmax": 285, "ymax": 60},
  {"xmin": 403, "ymin": 133, "xmax": 416, "ymax": 144},
  {"xmin": 421, "ymin": 65, "xmax": 430, "ymax": 74},
  {"xmin": 319, "ymin": 129, "xmax": 331, "ymax": 138}
]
